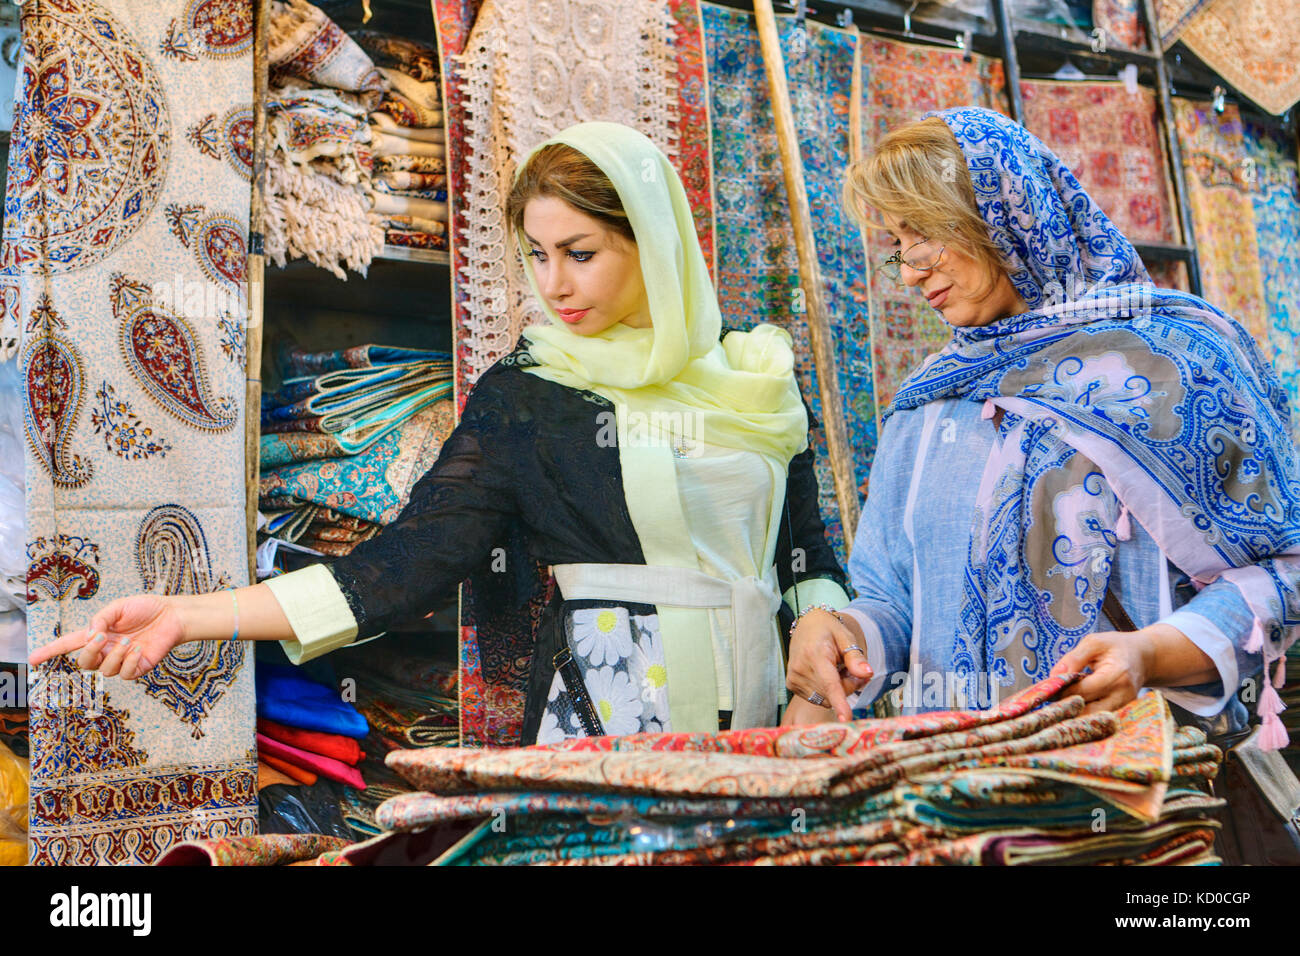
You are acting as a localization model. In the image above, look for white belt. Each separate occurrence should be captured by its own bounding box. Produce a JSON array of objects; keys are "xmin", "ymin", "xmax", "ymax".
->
[{"xmin": 552, "ymin": 563, "xmax": 783, "ymax": 731}]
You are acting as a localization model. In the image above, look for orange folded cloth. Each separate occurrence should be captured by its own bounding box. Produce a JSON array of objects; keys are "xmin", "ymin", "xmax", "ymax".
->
[
  {"xmin": 258, "ymin": 759, "xmax": 302, "ymax": 790},
  {"xmin": 257, "ymin": 717, "xmax": 364, "ymax": 766},
  {"xmin": 260, "ymin": 753, "xmax": 318, "ymax": 786}
]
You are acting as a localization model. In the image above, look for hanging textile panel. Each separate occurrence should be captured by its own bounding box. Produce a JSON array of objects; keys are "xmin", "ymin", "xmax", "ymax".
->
[
  {"xmin": 1091, "ymin": 0, "xmax": 1146, "ymax": 50},
  {"xmin": 439, "ymin": 0, "xmax": 714, "ymax": 399},
  {"xmin": 858, "ymin": 36, "xmax": 1007, "ymax": 428},
  {"xmin": 1177, "ymin": 0, "xmax": 1300, "ymax": 116},
  {"xmin": 6, "ymin": 0, "xmax": 256, "ymax": 864},
  {"xmin": 702, "ymin": 3, "xmax": 866, "ymax": 557},
  {"xmin": 1020, "ymin": 81, "xmax": 1180, "ymax": 246},
  {"xmin": 1243, "ymin": 121, "xmax": 1300, "ymax": 434},
  {"xmin": 1151, "ymin": 0, "xmax": 1214, "ymax": 48},
  {"xmin": 1170, "ymin": 99, "xmax": 1269, "ymax": 348}
]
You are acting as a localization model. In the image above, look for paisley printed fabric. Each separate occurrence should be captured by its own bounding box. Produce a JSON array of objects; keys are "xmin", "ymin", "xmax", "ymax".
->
[
  {"xmin": 372, "ymin": 682, "xmax": 1223, "ymax": 864},
  {"xmin": 156, "ymin": 833, "xmax": 350, "ymax": 866},
  {"xmin": 9, "ymin": 0, "xmax": 256, "ymax": 864},
  {"xmin": 893, "ymin": 109, "xmax": 1300, "ymax": 741},
  {"xmin": 539, "ymin": 605, "xmax": 670, "ymax": 742}
]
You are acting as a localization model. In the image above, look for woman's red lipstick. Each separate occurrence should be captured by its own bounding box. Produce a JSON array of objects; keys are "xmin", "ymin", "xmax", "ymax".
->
[{"xmin": 557, "ymin": 308, "xmax": 590, "ymax": 324}]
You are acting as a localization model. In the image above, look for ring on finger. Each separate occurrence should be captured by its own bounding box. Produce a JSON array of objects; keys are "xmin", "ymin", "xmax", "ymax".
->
[
  {"xmin": 806, "ymin": 692, "xmax": 828, "ymax": 707},
  {"xmin": 842, "ymin": 644, "xmax": 865, "ymax": 657}
]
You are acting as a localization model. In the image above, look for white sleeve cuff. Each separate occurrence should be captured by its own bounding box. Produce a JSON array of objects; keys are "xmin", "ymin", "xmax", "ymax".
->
[
  {"xmin": 1155, "ymin": 609, "xmax": 1239, "ymax": 717},
  {"xmin": 264, "ymin": 564, "xmax": 359, "ymax": 665},
  {"xmin": 840, "ymin": 607, "xmax": 890, "ymax": 711}
]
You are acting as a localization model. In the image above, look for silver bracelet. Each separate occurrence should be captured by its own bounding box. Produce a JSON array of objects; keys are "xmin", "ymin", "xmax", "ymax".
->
[{"xmin": 789, "ymin": 602, "xmax": 842, "ymax": 642}]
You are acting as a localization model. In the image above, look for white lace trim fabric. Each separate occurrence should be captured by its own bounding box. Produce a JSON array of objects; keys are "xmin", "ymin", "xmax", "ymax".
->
[{"xmin": 454, "ymin": 0, "xmax": 681, "ymax": 387}]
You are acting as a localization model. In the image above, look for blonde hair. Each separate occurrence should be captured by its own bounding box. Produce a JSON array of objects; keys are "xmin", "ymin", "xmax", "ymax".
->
[
  {"xmin": 507, "ymin": 143, "xmax": 635, "ymax": 244},
  {"xmin": 843, "ymin": 117, "xmax": 1004, "ymax": 296}
]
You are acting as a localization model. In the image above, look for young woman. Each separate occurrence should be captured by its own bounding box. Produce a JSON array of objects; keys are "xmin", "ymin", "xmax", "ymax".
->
[
  {"xmin": 32, "ymin": 121, "xmax": 848, "ymax": 743},
  {"xmin": 785, "ymin": 107, "xmax": 1299, "ymax": 752}
]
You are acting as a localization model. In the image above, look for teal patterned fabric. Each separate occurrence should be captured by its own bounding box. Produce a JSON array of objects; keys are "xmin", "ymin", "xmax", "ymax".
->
[{"xmin": 703, "ymin": 3, "xmax": 875, "ymax": 564}]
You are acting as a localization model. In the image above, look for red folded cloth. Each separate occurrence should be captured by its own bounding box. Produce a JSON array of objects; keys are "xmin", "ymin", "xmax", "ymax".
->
[
  {"xmin": 257, "ymin": 717, "xmax": 365, "ymax": 766},
  {"xmin": 257, "ymin": 733, "xmax": 366, "ymax": 790}
]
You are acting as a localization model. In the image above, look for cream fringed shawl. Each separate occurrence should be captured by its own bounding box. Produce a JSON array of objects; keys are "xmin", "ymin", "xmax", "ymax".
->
[{"xmin": 264, "ymin": 1, "xmax": 387, "ymax": 278}]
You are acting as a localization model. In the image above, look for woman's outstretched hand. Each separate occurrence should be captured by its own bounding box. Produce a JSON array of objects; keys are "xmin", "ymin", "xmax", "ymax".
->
[
  {"xmin": 27, "ymin": 594, "xmax": 188, "ymax": 680},
  {"xmin": 783, "ymin": 609, "xmax": 873, "ymax": 723}
]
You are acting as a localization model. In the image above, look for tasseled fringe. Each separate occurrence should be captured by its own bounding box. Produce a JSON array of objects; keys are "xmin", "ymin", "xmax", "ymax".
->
[
  {"xmin": 265, "ymin": 155, "xmax": 385, "ymax": 280},
  {"xmin": 1258, "ymin": 711, "xmax": 1290, "ymax": 751},
  {"xmin": 1245, "ymin": 615, "xmax": 1265, "ymax": 654},
  {"xmin": 1258, "ymin": 659, "xmax": 1290, "ymax": 751},
  {"xmin": 1115, "ymin": 505, "xmax": 1132, "ymax": 541},
  {"xmin": 1274, "ymin": 655, "xmax": 1287, "ymax": 689},
  {"xmin": 269, "ymin": 0, "xmax": 319, "ymax": 63},
  {"xmin": 981, "ymin": 399, "xmax": 995, "ymax": 420}
]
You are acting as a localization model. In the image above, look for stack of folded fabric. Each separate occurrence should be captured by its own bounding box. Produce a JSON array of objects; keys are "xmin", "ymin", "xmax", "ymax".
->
[
  {"xmin": 256, "ymin": 662, "xmax": 370, "ymax": 791},
  {"xmin": 266, "ymin": 0, "xmax": 388, "ymax": 277},
  {"xmin": 347, "ymin": 677, "xmax": 1225, "ymax": 866},
  {"xmin": 351, "ymin": 30, "xmax": 448, "ymax": 252},
  {"xmin": 258, "ymin": 343, "xmax": 456, "ymax": 562},
  {"xmin": 337, "ymin": 648, "xmax": 459, "ymax": 838}
]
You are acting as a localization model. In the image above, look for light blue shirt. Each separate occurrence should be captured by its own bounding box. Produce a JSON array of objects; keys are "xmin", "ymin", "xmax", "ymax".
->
[{"xmin": 843, "ymin": 397, "xmax": 1261, "ymax": 726}]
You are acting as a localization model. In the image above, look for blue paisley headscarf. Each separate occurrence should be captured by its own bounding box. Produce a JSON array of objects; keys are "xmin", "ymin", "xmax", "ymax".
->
[{"xmin": 888, "ymin": 108, "xmax": 1300, "ymax": 747}]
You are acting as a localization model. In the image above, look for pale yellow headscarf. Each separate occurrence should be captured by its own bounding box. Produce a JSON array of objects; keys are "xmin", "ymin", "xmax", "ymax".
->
[{"xmin": 517, "ymin": 122, "xmax": 808, "ymax": 462}]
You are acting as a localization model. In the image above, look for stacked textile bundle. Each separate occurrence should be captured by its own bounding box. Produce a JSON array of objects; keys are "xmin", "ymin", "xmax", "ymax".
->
[
  {"xmin": 355, "ymin": 677, "xmax": 1224, "ymax": 865},
  {"xmin": 256, "ymin": 663, "xmax": 370, "ymax": 791},
  {"xmin": 352, "ymin": 31, "xmax": 448, "ymax": 252},
  {"xmin": 258, "ymin": 343, "xmax": 455, "ymax": 561},
  {"xmin": 266, "ymin": 0, "xmax": 387, "ymax": 277},
  {"xmin": 334, "ymin": 642, "xmax": 459, "ymax": 838}
]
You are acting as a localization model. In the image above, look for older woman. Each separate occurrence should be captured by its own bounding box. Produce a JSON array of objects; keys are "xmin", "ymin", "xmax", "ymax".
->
[{"xmin": 784, "ymin": 107, "xmax": 1298, "ymax": 749}]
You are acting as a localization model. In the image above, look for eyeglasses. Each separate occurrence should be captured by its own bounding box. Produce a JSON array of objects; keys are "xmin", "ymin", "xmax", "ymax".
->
[{"xmin": 879, "ymin": 238, "xmax": 945, "ymax": 283}]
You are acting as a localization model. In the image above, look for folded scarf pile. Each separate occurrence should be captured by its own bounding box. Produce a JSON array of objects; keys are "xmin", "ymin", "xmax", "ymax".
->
[
  {"xmin": 255, "ymin": 663, "xmax": 370, "ymax": 791},
  {"xmin": 349, "ymin": 29, "xmax": 448, "ymax": 253},
  {"xmin": 256, "ymin": 342, "xmax": 455, "ymax": 556},
  {"xmin": 335, "ymin": 650, "xmax": 460, "ymax": 838},
  {"xmin": 355, "ymin": 677, "xmax": 1226, "ymax": 866},
  {"xmin": 266, "ymin": 0, "xmax": 388, "ymax": 277}
]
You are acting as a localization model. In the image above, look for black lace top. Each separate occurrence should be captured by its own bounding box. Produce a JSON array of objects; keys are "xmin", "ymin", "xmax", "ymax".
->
[{"xmin": 327, "ymin": 338, "xmax": 848, "ymax": 744}]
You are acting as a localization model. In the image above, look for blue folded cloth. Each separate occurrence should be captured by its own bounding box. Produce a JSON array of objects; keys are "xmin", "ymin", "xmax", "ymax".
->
[{"xmin": 256, "ymin": 662, "xmax": 369, "ymax": 739}]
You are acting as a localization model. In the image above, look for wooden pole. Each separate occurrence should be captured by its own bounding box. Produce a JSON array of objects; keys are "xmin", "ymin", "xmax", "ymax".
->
[
  {"xmin": 752, "ymin": 0, "xmax": 861, "ymax": 541},
  {"xmin": 245, "ymin": 0, "xmax": 270, "ymax": 584}
]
